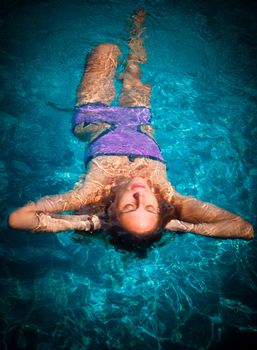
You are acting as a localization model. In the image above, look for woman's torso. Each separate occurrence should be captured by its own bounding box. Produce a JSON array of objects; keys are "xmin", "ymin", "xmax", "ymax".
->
[
  {"xmin": 72, "ymin": 104, "xmax": 176, "ymax": 205},
  {"xmin": 72, "ymin": 104, "xmax": 164, "ymax": 165}
]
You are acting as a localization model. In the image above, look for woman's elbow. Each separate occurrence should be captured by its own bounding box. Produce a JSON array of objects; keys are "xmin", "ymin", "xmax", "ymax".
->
[
  {"xmin": 241, "ymin": 222, "xmax": 254, "ymax": 240},
  {"xmin": 8, "ymin": 207, "xmax": 33, "ymax": 231},
  {"xmin": 8, "ymin": 211, "xmax": 21, "ymax": 230}
]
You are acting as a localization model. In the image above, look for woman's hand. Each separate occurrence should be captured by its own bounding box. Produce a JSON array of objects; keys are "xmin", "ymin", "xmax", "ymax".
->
[
  {"xmin": 165, "ymin": 219, "xmax": 194, "ymax": 232},
  {"xmin": 51, "ymin": 214, "xmax": 101, "ymax": 233},
  {"xmin": 8, "ymin": 205, "xmax": 101, "ymax": 234},
  {"xmin": 31, "ymin": 213, "xmax": 101, "ymax": 233}
]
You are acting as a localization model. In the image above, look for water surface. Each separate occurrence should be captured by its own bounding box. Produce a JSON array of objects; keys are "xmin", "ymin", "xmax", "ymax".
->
[{"xmin": 1, "ymin": 0, "xmax": 257, "ymax": 349}]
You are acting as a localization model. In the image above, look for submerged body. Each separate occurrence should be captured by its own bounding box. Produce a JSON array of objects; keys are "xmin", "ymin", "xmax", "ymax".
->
[{"xmin": 8, "ymin": 9, "xmax": 254, "ymax": 241}]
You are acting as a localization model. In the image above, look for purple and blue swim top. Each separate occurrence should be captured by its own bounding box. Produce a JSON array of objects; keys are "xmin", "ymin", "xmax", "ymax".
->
[{"xmin": 71, "ymin": 103, "xmax": 164, "ymax": 165}]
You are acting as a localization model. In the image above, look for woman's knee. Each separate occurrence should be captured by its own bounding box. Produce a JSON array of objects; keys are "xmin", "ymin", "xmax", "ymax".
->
[{"xmin": 92, "ymin": 43, "xmax": 121, "ymax": 56}]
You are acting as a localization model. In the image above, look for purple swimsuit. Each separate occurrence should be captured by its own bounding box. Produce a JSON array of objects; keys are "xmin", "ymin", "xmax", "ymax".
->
[{"xmin": 72, "ymin": 103, "xmax": 164, "ymax": 165}]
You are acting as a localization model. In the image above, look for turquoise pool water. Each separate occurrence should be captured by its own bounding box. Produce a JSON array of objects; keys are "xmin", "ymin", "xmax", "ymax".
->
[{"xmin": 1, "ymin": 0, "xmax": 257, "ymax": 349}]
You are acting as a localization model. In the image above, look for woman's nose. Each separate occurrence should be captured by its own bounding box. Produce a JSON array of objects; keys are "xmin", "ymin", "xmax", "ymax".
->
[
  {"xmin": 133, "ymin": 192, "xmax": 143, "ymax": 206},
  {"xmin": 133, "ymin": 192, "xmax": 139, "ymax": 200}
]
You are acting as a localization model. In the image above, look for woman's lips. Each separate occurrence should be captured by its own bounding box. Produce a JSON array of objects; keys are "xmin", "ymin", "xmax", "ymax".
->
[{"xmin": 131, "ymin": 184, "xmax": 146, "ymax": 190}]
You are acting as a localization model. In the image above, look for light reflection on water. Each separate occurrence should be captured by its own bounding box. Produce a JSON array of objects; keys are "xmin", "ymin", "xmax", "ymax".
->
[{"xmin": 1, "ymin": 0, "xmax": 257, "ymax": 349}]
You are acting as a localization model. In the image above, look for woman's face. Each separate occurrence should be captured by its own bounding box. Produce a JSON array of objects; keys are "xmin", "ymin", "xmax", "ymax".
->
[{"xmin": 113, "ymin": 177, "xmax": 160, "ymax": 236}]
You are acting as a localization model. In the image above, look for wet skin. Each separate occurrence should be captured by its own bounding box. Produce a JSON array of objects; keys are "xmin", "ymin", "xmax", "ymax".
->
[{"xmin": 113, "ymin": 177, "xmax": 160, "ymax": 236}]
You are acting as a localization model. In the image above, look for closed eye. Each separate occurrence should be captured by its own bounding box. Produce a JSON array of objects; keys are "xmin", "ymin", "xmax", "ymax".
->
[
  {"xmin": 145, "ymin": 205, "xmax": 160, "ymax": 214},
  {"xmin": 120, "ymin": 204, "xmax": 159, "ymax": 215},
  {"xmin": 121, "ymin": 204, "xmax": 136, "ymax": 213}
]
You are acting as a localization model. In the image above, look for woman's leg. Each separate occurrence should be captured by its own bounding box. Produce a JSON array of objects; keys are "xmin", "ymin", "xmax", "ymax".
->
[
  {"xmin": 118, "ymin": 9, "xmax": 151, "ymax": 108},
  {"xmin": 76, "ymin": 43, "xmax": 121, "ymax": 106}
]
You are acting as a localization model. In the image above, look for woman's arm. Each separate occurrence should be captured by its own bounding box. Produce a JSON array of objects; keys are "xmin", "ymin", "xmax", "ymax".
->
[
  {"xmin": 8, "ymin": 186, "xmax": 100, "ymax": 232},
  {"xmin": 165, "ymin": 194, "xmax": 254, "ymax": 240},
  {"xmin": 8, "ymin": 206, "xmax": 100, "ymax": 233},
  {"xmin": 8, "ymin": 158, "xmax": 110, "ymax": 233}
]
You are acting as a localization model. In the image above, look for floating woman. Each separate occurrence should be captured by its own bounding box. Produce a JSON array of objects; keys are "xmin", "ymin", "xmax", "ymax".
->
[{"xmin": 8, "ymin": 9, "xmax": 254, "ymax": 242}]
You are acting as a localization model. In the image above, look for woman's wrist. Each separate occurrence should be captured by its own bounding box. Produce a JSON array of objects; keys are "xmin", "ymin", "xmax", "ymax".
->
[
  {"xmin": 90, "ymin": 215, "xmax": 101, "ymax": 230},
  {"xmin": 75, "ymin": 215, "xmax": 101, "ymax": 232},
  {"xmin": 32, "ymin": 212, "xmax": 82, "ymax": 233}
]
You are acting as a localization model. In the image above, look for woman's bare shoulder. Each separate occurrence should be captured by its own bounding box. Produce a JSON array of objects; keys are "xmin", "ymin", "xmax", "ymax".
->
[{"xmin": 84, "ymin": 156, "xmax": 175, "ymax": 196}]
